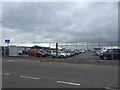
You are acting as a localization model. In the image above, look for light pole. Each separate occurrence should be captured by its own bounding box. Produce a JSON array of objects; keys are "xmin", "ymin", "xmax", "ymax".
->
[
  {"xmin": 87, "ymin": 42, "xmax": 88, "ymax": 50},
  {"xmin": 33, "ymin": 36, "xmax": 36, "ymax": 51},
  {"xmin": 49, "ymin": 42, "xmax": 51, "ymax": 47},
  {"xmin": 33, "ymin": 36, "xmax": 36, "ymax": 46},
  {"xmin": 76, "ymin": 42, "xmax": 77, "ymax": 50},
  {"xmin": 98, "ymin": 42, "xmax": 100, "ymax": 48},
  {"xmin": 111, "ymin": 42, "xmax": 113, "ymax": 49},
  {"xmin": 66, "ymin": 42, "xmax": 67, "ymax": 49}
]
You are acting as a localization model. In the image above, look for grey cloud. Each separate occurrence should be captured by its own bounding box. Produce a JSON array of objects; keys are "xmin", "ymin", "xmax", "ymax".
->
[{"xmin": 2, "ymin": 2, "xmax": 118, "ymax": 45}]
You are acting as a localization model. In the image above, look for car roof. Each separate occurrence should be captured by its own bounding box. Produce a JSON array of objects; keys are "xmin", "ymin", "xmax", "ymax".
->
[{"xmin": 108, "ymin": 48, "xmax": 120, "ymax": 50}]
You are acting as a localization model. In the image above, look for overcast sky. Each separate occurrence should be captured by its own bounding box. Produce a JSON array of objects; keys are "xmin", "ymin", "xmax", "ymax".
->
[{"xmin": 2, "ymin": 2, "xmax": 118, "ymax": 45}]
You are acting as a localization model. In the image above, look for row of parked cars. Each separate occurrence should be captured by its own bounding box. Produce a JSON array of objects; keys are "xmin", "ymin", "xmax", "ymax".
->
[
  {"xmin": 27, "ymin": 49, "xmax": 85, "ymax": 58},
  {"xmin": 92, "ymin": 48, "xmax": 120, "ymax": 60}
]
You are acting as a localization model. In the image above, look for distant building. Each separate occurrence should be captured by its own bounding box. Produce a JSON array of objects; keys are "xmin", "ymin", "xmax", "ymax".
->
[{"xmin": 30, "ymin": 46, "xmax": 50, "ymax": 50}]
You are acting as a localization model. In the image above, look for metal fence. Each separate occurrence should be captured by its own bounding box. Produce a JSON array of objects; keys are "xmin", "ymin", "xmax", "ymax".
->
[
  {"xmin": 2, "ymin": 42, "xmax": 119, "ymax": 50},
  {"xmin": 20, "ymin": 42, "xmax": 119, "ymax": 50},
  {"xmin": 58, "ymin": 42, "xmax": 119, "ymax": 50}
]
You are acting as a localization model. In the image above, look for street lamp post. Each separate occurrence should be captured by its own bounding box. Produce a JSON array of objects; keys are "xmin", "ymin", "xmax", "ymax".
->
[
  {"xmin": 66, "ymin": 42, "xmax": 67, "ymax": 49},
  {"xmin": 76, "ymin": 42, "xmax": 77, "ymax": 50},
  {"xmin": 87, "ymin": 42, "xmax": 88, "ymax": 50}
]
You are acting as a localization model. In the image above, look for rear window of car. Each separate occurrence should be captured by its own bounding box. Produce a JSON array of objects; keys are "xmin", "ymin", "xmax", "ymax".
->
[{"xmin": 107, "ymin": 49, "xmax": 120, "ymax": 53}]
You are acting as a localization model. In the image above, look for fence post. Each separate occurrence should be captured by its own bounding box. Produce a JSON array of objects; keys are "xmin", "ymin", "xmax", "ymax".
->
[
  {"xmin": 87, "ymin": 42, "xmax": 88, "ymax": 50},
  {"xmin": 49, "ymin": 42, "xmax": 51, "ymax": 47},
  {"xmin": 111, "ymin": 42, "xmax": 113, "ymax": 49},
  {"xmin": 56, "ymin": 43, "xmax": 58, "ymax": 58},
  {"xmin": 76, "ymin": 42, "xmax": 77, "ymax": 50},
  {"xmin": 98, "ymin": 42, "xmax": 100, "ymax": 48},
  {"xmin": 66, "ymin": 42, "xmax": 67, "ymax": 49},
  {"xmin": 111, "ymin": 42, "xmax": 114, "ymax": 60}
]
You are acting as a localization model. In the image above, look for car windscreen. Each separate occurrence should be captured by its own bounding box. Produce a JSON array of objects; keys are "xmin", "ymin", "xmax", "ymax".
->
[{"xmin": 37, "ymin": 51, "xmax": 44, "ymax": 53}]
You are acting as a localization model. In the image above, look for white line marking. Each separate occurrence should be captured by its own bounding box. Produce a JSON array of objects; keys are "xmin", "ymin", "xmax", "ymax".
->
[
  {"xmin": 19, "ymin": 75, "xmax": 39, "ymax": 80},
  {"xmin": 4, "ymin": 73, "xmax": 10, "ymax": 76},
  {"xmin": 104, "ymin": 87, "xmax": 111, "ymax": 89},
  {"xmin": 6, "ymin": 60, "xmax": 15, "ymax": 62},
  {"xmin": 57, "ymin": 81, "xmax": 80, "ymax": 86}
]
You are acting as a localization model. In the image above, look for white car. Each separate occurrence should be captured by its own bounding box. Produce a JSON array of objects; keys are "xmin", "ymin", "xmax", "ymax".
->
[
  {"xmin": 18, "ymin": 50, "xmax": 23, "ymax": 55},
  {"xmin": 50, "ymin": 51, "xmax": 67, "ymax": 58},
  {"xmin": 96, "ymin": 49, "xmax": 108, "ymax": 56},
  {"xmin": 101, "ymin": 49, "xmax": 108, "ymax": 53},
  {"xmin": 64, "ymin": 51, "xmax": 71, "ymax": 57},
  {"xmin": 80, "ymin": 49, "xmax": 85, "ymax": 53},
  {"xmin": 59, "ymin": 51, "xmax": 67, "ymax": 58}
]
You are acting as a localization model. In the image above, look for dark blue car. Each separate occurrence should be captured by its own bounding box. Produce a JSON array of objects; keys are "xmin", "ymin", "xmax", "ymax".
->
[{"xmin": 100, "ymin": 49, "xmax": 120, "ymax": 60}]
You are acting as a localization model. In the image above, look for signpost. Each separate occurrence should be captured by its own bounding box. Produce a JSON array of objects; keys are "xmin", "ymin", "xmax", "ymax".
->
[
  {"xmin": 5, "ymin": 39, "xmax": 10, "ymax": 56},
  {"xmin": 5, "ymin": 39, "xmax": 10, "ymax": 46}
]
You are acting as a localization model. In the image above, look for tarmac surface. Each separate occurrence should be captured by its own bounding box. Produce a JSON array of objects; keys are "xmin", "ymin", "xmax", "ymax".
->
[{"xmin": 2, "ymin": 51, "xmax": 119, "ymax": 88}]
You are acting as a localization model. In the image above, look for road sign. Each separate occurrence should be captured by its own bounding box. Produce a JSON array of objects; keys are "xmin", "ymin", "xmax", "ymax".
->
[{"xmin": 5, "ymin": 39, "xmax": 10, "ymax": 44}]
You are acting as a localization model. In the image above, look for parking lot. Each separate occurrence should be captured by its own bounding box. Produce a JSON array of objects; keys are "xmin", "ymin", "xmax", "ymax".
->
[
  {"xmin": 1, "ymin": 1, "xmax": 120, "ymax": 89},
  {"xmin": 2, "ymin": 51, "xmax": 119, "ymax": 88},
  {"xmin": 3, "ymin": 51, "xmax": 118, "ymax": 66}
]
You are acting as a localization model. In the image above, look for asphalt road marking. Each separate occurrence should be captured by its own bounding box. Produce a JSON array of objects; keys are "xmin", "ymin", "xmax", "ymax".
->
[
  {"xmin": 19, "ymin": 75, "xmax": 39, "ymax": 80},
  {"xmin": 5, "ymin": 60, "xmax": 15, "ymax": 62},
  {"xmin": 57, "ymin": 81, "xmax": 80, "ymax": 86},
  {"xmin": 4, "ymin": 73, "xmax": 10, "ymax": 76}
]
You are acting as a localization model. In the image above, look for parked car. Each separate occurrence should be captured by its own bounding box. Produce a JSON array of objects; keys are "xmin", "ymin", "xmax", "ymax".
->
[
  {"xmin": 28, "ymin": 50, "xmax": 47, "ymax": 57},
  {"xmin": 64, "ymin": 51, "xmax": 72, "ymax": 57},
  {"xmin": 100, "ymin": 49, "xmax": 108, "ymax": 54},
  {"xmin": 95, "ymin": 49, "xmax": 108, "ymax": 56},
  {"xmin": 18, "ymin": 50, "xmax": 23, "ymax": 55},
  {"xmin": 37, "ymin": 51, "xmax": 47, "ymax": 57},
  {"xmin": 70, "ymin": 52, "xmax": 75, "ymax": 56},
  {"xmin": 39, "ymin": 50, "xmax": 51, "ymax": 56},
  {"xmin": 22, "ymin": 50, "xmax": 28, "ymax": 54},
  {"xmin": 95, "ymin": 50, "xmax": 102, "ymax": 56},
  {"xmin": 100, "ymin": 48, "xmax": 120, "ymax": 60},
  {"xmin": 74, "ymin": 51, "xmax": 79, "ymax": 55},
  {"xmin": 66, "ymin": 50, "xmax": 75, "ymax": 57},
  {"xmin": 92, "ymin": 48, "xmax": 102, "ymax": 53},
  {"xmin": 70, "ymin": 50, "xmax": 76, "ymax": 55},
  {"xmin": 79, "ymin": 49, "xmax": 85, "ymax": 53},
  {"xmin": 50, "ymin": 50, "xmax": 58, "ymax": 58},
  {"xmin": 50, "ymin": 50, "xmax": 67, "ymax": 58},
  {"xmin": 28, "ymin": 50, "xmax": 36, "ymax": 56}
]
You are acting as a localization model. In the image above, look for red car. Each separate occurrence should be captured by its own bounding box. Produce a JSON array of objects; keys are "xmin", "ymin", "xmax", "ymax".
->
[{"xmin": 28, "ymin": 50, "xmax": 47, "ymax": 57}]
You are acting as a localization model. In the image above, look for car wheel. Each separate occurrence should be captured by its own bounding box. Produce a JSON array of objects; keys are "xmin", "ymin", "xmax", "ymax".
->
[
  {"xmin": 40, "ymin": 55, "xmax": 42, "ymax": 57},
  {"xmin": 50, "ymin": 55, "xmax": 53, "ymax": 58},
  {"xmin": 103, "ymin": 56, "xmax": 107, "ymax": 60},
  {"xmin": 61, "ymin": 55, "xmax": 64, "ymax": 58},
  {"xmin": 37, "ymin": 55, "xmax": 40, "ymax": 57}
]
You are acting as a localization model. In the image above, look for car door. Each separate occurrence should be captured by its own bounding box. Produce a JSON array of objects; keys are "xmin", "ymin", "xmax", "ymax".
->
[
  {"xmin": 33, "ymin": 51, "xmax": 37, "ymax": 56},
  {"xmin": 113, "ymin": 49, "xmax": 120, "ymax": 59},
  {"xmin": 31, "ymin": 51, "xmax": 35, "ymax": 56},
  {"xmin": 106, "ymin": 49, "xmax": 113, "ymax": 59}
]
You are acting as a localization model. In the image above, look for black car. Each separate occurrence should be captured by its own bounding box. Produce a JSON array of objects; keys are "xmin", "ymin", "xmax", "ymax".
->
[{"xmin": 100, "ymin": 48, "xmax": 120, "ymax": 60}]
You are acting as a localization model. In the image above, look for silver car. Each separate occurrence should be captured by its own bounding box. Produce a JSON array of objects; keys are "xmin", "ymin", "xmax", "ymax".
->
[{"xmin": 50, "ymin": 50, "xmax": 67, "ymax": 58}]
